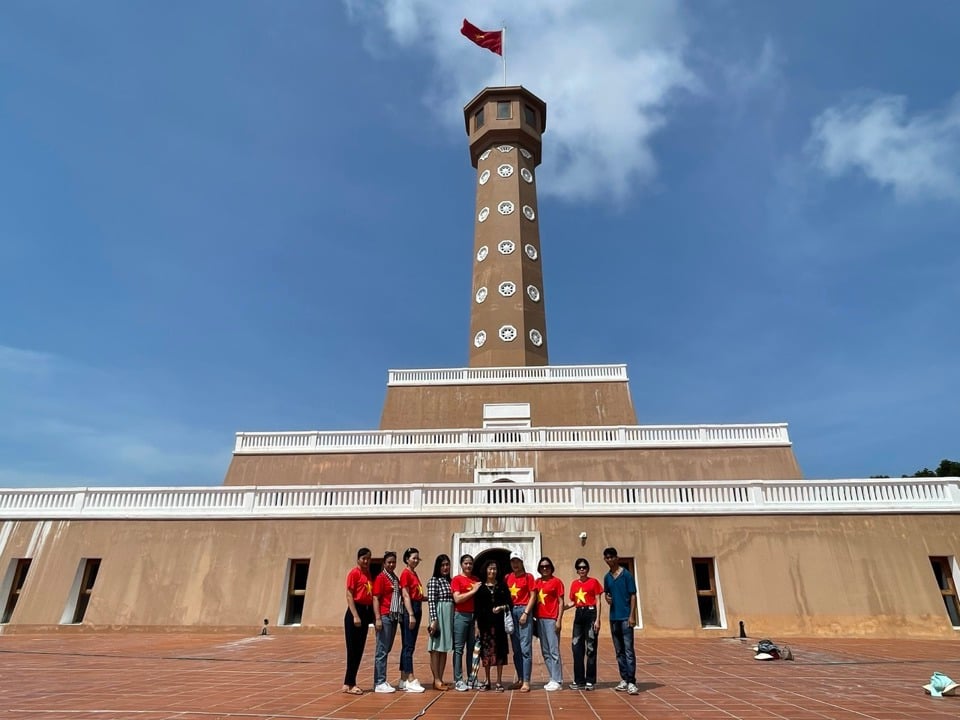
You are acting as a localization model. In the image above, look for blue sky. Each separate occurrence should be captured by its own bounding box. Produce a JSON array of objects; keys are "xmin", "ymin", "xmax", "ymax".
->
[{"xmin": 1, "ymin": 1, "xmax": 957, "ymax": 487}]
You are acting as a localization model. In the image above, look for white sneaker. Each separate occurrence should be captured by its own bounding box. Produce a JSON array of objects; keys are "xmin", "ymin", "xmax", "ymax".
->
[
  {"xmin": 544, "ymin": 681, "xmax": 561, "ymax": 691},
  {"xmin": 375, "ymin": 682, "xmax": 396, "ymax": 693},
  {"xmin": 585, "ymin": 683, "xmax": 595, "ymax": 691},
  {"xmin": 627, "ymin": 683, "xmax": 639, "ymax": 695},
  {"xmin": 455, "ymin": 680, "xmax": 469, "ymax": 692},
  {"xmin": 614, "ymin": 680, "xmax": 628, "ymax": 692},
  {"xmin": 404, "ymin": 679, "xmax": 425, "ymax": 693}
]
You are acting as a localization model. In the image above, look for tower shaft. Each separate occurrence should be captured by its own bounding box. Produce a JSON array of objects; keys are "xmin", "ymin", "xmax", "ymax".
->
[{"xmin": 464, "ymin": 87, "xmax": 549, "ymax": 367}]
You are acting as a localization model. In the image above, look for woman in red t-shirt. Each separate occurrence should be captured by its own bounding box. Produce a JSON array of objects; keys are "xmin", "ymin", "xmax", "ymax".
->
[
  {"xmin": 565, "ymin": 557, "xmax": 603, "ymax": 689},
  {"xmin": 343, "ymin": 547, "xmax": 373, "ymax": 695},
  {"xmin": 506, "ymin": 552, "xmax": 537, "ymax": 692},
  {"xmin": 534, "ymin": 556, "xmax": 565, "ymax": 691},
  {"xmin": 397, "ymin": 547, "xmax": 426, "ymax": 693}
]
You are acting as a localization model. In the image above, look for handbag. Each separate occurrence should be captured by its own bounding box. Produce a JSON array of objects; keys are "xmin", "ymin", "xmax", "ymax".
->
[{"xmin": 503, "ymin": 607, "xmax": 515, "ymax": 634}]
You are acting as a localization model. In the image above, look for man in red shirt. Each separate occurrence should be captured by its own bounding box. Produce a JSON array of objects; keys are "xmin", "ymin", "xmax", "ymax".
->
[{"xmin": 566, "ymin": 557, "xmax": 603, "ymax": 690}]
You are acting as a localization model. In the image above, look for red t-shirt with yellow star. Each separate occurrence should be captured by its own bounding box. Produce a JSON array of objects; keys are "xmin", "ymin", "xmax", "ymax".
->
[
  {"xmin": 346, "ymin": 566, "xmax": 373, "ymax": 606},
  {"xmin": 569, "ymin": 577, "xmax": 603, "ymax": 607},
  {"xmin": 372, "ymin": 572, "xmax": 397, "ymax": 616},
  {"xmin": 400, "ymin": 568, "xmax": 425, "ymax": 601},
  {"xmin": 451, "ymin": 574, "xmax": 480, "ymax": 613},
  {"xmin": 534, "ymin": 576, "xmax": 565, "ymax": 620},
  {"xmin": 507, "ymin": 571, "xmax": 536, "ymax": 607}
]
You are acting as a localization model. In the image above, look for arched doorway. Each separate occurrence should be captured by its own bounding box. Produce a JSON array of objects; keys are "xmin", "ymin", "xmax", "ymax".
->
[{"xmin": 474, "ymin": 547, "xmax": 511, "ymax": 583}]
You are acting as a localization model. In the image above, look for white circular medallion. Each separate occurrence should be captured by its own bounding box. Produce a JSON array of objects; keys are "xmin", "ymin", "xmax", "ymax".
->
[
  {"xmin": 498, "ymin": 281, "xmax": 516, "ymax": 297},
  {"xmin": 529, "ymin": 329, "xmax": 543, "ymax": 346},
  {"xmin": 499, "ymin": 325, "xmax": 517, "ymax": 342},
  {"xmin": 478, "ymin": 207, "xmax": 489, "ymax": 222},
  {"xmin": 497, "ymin": 164, "xmax": 514, "ymax": 178},
  {"xmin": 498, "ymin": 201, "xmax": 515, "ymax": 215},
  {"xmin": 498, "ymin": 240, "xmax": 515, "ymax": 255},
  {"xmin": 476, "ymin": 287, "xmax": 488, "ymax": 303},
  {"xmin": 480, "ymin": 148, "xmax": 492, "ymax": 161},
  {"xmin": 474, "ymin": 331, "xmax": 487, "ymax": 348},
  {"xmin": 522, "ymin": 205, "xmax": 535, "ymax": 221},
  {"xmin": 477, "ymin": 246, "xmax": 489, "ymax": 262},
  {"xmin": 520, "ymin": 147, "xmax": 532, "ymax": 159},
  {"xmin": 520, "ymin": 168, "xmax": 533, "ymax": 183},
  {"xmin": 479, "ymin": 169, "xmax": 490, "ymax": 185},
  {"xmin": 526, "ymin": 285, "xmax": 541, "ymax": 302},
  {"xmin": 524, "ymin": 244, "xmax": 538, "ymax": 260}
]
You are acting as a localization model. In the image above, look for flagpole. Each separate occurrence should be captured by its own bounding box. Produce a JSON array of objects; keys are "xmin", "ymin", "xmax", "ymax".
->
[{"xmin": 502, "ymin": 24, "xmax": 507, "ymax": 85}]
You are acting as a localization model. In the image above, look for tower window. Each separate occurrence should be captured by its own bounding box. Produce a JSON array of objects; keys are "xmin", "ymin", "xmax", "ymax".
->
[
  {"xmin": 2, "ymin": 558, "xmax": 31, "ymax": 624},
  {"xmin": 497, "ymin": 101, "xmax": 511, "ymax": 119},
  {"xmin": 692, "ymin": 557, "xmax": 723, "ymax": 628},
  {"xmin": 475, "ymin": 108, "xmax": 485, "ymax": 129},
  {"xmin": 930, "ymin": 556, "xmax": 960, "ymax": 627},
  {"xmin": 524, "ymin": 104, "xmax": 536, "ymax": 126},
  {"xmin": 283, "ymin": 559, "xmax": 310, "ymax": 625}
]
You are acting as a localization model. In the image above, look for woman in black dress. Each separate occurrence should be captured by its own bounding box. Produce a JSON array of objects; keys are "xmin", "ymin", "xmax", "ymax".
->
[{"xmin": 473, "ymin": 560, "xmax": 511, "ymax": 691}]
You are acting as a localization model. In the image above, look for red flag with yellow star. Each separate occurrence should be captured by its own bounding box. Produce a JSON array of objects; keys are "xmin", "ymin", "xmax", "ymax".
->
[{"xmin": 461, "ymin": 19, "xmax": 503, "ymax": 56}]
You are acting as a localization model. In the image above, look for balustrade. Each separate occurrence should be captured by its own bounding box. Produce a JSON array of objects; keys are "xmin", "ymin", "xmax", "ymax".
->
[{"xmin": 0, "ymin": 479, "xmax": 956, "ymax": 520}]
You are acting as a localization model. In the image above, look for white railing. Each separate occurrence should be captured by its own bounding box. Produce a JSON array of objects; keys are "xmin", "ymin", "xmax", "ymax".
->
[
  {"xmin": 1, "ymin": 479, "xmax": 957, "ymax": 520},
  {"xmin": 234, "ymin": 423, "xmax": 791, "ymax": 454},
  {"xmin": 387, "ymin": 364, "xmax": 628, "ymax": 386}
]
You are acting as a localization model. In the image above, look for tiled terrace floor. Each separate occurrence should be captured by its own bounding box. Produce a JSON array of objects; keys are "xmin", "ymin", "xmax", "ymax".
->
[{"xmin": 1, "ymin": 632, "xmax": 958, "ymax": 719}]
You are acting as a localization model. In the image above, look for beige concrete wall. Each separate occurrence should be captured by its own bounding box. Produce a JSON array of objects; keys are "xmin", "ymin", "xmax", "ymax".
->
[
  {"xmin": 379, "ymin": 381, "xmax": 637, "ymax": 429},
  {"xmin": 222, "ymin": 446, "xmax": 802, "ymax": 486},
  {"xmin": 2, "ymin": 514, "xmax": 958, "ymax": 638}
]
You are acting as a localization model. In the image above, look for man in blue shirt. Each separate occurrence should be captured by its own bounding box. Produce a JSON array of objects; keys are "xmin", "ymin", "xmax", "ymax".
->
[{"xmin": 602, "ymin": 547, "xmax": 638, "ymax": 695}]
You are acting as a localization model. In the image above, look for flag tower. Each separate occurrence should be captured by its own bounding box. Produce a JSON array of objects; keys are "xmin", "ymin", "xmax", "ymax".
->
[{"xmin": 463, "ymin": 86, "xmax": 549, "ymax": 367}]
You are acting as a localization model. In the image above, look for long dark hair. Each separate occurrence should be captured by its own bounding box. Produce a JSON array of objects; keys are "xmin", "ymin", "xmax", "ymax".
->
[{"xmin": 432, "ymin": 554, "xmax": 451, "ymax": 578}]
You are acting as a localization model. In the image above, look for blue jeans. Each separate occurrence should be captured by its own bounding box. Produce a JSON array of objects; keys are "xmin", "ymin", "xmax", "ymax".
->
[
  {"xmin": 609, "ymin": 619, "xmax": 636, "ymax": 684},
  {"xmin": 452, "ymin": 611, "xmax": 475, "ymax": 683},
  {"xmin": 374, "ymin": 614, "xmax": 398, "ymax": 685},
  {"xmin": 510, "ymin": 606, "xmax": 532, "ymax": 682},
  {"xmin": 400, "ymin": 601, "xmax": 422, "ymax": 674},
  {"xmin": 571, "ymin": 607, "xmax": 598, "ymax": 685},
  {"xmin": 537, "ymin": 618, "xmax": 562, "ymax": 683}
]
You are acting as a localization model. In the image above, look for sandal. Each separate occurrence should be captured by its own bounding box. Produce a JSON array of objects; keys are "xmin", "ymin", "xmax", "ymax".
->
[
  {"xmin": 509, "ymin": 681, "xmax": 523, "ymax": 690},
  {"xmin": 519, "ymin": 684, "xmax": 530, "ymax": 693},
  {"xmin": 343, "ymin": 686, "xmax": 363, "ymax": 696},
  {"xmin": 495, "ymin": 684, "xmax": 505, "ymax": 692}
]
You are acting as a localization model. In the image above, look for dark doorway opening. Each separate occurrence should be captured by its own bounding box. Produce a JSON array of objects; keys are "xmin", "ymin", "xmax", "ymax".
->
[{"xmin": 474, "ymin": 548, "xmax": 511, "ymax": 583}]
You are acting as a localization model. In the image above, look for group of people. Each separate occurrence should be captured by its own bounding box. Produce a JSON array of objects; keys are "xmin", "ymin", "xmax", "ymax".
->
[{"xmin": 343, "ymin": 545, "xmax": 641, "ymax": 696}]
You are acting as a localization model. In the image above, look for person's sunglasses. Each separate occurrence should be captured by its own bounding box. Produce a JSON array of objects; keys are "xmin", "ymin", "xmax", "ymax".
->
[{"xmin": 576, "ymin": 565, "xmax": 588, "ymax": 570}]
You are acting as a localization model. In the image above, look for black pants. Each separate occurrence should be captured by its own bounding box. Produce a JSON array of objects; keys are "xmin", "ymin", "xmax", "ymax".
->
[
  {"xmin": 571, "ymin": 606, "xmax": 598, "ymax": 685},
  {"xmin": 343, "ymin": 604, "xmax": 374, "ymax": 686}
]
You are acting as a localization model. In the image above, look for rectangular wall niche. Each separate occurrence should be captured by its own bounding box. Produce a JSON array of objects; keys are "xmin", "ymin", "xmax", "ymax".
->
[
  {"xmin": 61, "ymin": 558, "xmax": 101, "ymax": 624},
  {"xmin": 691, "ymin": 557, "xmax": 725, "ymax": 628},
  {"xmin": 930, "ymin": 556, "xmax": 960, "ymax": 628},
  {"xmin": 1, "ymin": 558, "xmax": 32, "ymax": 624},
  {"xmin": 282, "ymin": 559, "xmax": 310, "ymax": 625}
]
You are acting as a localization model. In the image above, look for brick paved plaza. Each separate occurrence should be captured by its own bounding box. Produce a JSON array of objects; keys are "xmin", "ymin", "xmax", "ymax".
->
[{"xmin": 2, "ymin": 632, "xmax": 958, "ymax": 719}]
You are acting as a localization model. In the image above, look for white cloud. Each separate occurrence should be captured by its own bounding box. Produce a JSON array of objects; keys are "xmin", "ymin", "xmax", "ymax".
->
[
  {"xmin": 346, "ymin": 0, "xmax": 697, "ymax": 201},
  {"xmin": 0, "ymin": 344, "xmax": 56, "ymax": 375},
  {"xmin": 807, "ymin": 93, "xmax": 960, "ymax": 201}
]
